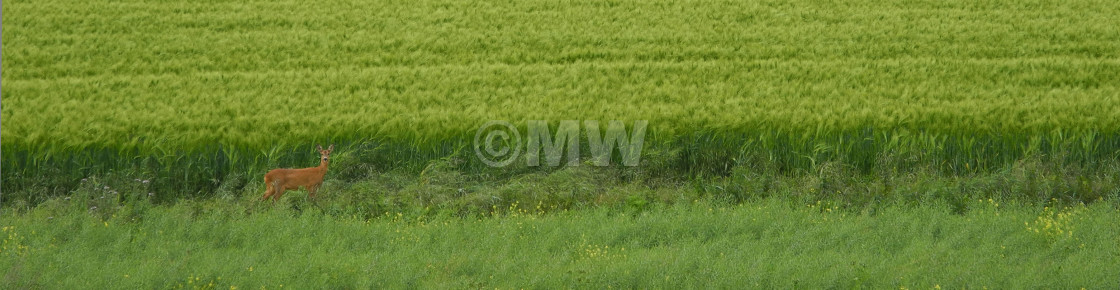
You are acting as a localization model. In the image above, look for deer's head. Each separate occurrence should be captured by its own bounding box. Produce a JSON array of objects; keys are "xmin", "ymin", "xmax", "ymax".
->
[{"xmin": 317, "ymin": 144, "xmax": 334, "ymax": 163}]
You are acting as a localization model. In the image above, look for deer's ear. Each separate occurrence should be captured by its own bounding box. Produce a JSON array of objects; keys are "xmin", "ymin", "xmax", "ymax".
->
[
  {"xmin": 328, "ymin": 144, "xmax": 334, "ymax": 152},
  {"xmin": 317, "ymin": 144, "xmax": 323, "ymax": 151}
]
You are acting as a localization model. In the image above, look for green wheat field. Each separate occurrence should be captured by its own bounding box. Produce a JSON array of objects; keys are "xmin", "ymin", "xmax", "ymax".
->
[{"xmin": 3, "ymin": 0, "xmax": 1119, "ymax": 288}]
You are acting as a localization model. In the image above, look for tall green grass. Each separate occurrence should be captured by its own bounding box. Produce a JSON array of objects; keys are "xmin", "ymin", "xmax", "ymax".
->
[{"xmin": 4, "ymin": 0, "xmax": 1120, "ymax": 199}]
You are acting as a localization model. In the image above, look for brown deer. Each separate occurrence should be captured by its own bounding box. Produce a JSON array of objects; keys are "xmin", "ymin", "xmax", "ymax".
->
[{"xmin": 262, "ymin": 144, "xmax": 333, "ymax": 202}]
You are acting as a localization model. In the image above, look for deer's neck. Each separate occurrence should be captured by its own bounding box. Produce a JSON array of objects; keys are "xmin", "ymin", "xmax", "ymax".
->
[{"xmin": 318, "ymin": 160, "xmax": 330, "ymax": 172}]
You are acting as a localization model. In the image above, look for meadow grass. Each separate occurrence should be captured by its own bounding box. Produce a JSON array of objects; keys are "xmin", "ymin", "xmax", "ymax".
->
[
  {"xmin": 2, "ymin": 157, "xmax": 1118, "ymax": 288},
  {"xmin": 2, "ymin": 195, "xmax": 1117, "ymax": 289}
]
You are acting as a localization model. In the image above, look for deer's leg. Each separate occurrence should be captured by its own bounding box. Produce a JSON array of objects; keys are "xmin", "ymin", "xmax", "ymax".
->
[
  {"xmin": 309, "ymin": 184, "xmax": 319, "ymax": 199},
  {"xmin": 272, "ymin": 188, "xmax": 284, "ymax": 201},
  {"xmin": 273, "ymin": 186, "xmax": 286, "ymax": 201},
  {"xmin": 262, "ymin": 177, "xmax": 274, "ymax": 200}
]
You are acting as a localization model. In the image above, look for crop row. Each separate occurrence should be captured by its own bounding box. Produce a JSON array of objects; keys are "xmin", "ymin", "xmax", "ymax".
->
[
  {"xmin": 4, "ymin": 59, "xmax": 1118, "ymax": 151},
  {"xmin": 6, "ymin": 0, "xmax": 1119, "ymax": 80}
]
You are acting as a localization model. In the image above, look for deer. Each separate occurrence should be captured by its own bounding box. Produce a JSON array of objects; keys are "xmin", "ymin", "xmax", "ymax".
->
[{"xmin": 262, "ymin": 144, "xmax": 333, "ymax": 202}]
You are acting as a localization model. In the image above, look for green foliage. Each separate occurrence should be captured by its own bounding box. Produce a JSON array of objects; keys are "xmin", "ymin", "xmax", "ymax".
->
[
  {"xmin": 3, "ymin": 0, "xmax": 1120, "ymax": 199},
  {"xmin": 2, "ymin": 196, "xmax": 1117, "ymax": 288},
  {"xmin": 4, "ymin": 1, "xmax": 1119, "ymax": 287}
]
